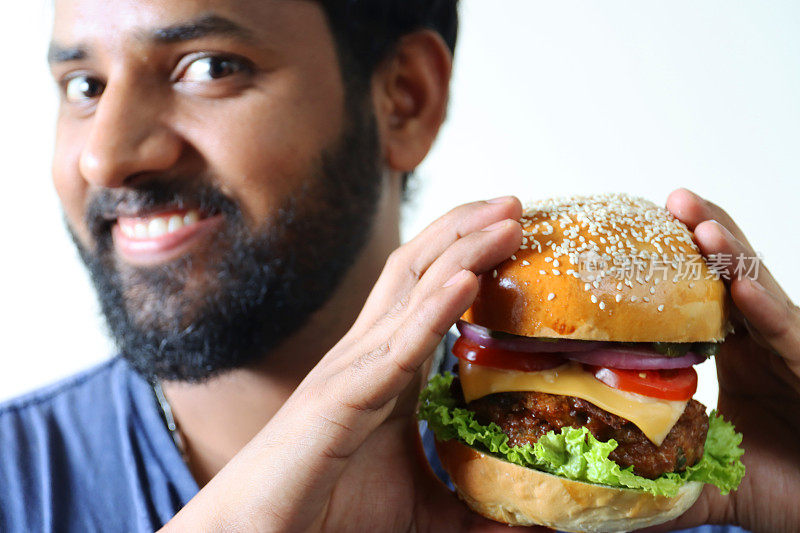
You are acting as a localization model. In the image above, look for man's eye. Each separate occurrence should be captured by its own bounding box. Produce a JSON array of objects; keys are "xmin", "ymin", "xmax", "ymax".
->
[
  {"xmin": 180, "ymin": 56, "xmax": 248, "ymax": 82},
  {"xmin": 64, "ymin": 75, "xmax": 105, "ymax": 103}
]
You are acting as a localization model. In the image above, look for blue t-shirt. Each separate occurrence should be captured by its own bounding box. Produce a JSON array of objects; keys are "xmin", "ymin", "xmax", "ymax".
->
[
  {"xmin": 0, "ymin": 358, "xmax": 198, "ymax": 531},
  {"xmin": 0, "ymin": 356, "xmax": 747, "ymax": 532}
]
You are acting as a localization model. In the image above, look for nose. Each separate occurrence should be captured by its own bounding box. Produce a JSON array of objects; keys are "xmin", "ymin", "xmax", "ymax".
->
[{"xmin": 79, "ymin": 80, "xmax": 182, "ymax": 188}]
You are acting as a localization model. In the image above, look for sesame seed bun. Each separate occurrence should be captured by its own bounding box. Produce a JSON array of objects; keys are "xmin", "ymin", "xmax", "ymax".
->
[
  {"xmin": 463, "ymin": 193, "xmax": 729, "ymax": 342},
  {"xmin": 436, "ymin": 438, "xmax": 704, "ymax": 533}
]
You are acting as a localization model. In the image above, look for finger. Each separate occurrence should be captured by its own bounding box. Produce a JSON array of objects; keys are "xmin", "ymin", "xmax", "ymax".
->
[
  {"xmin": 401, "ymin": 196, "xmax": 522, "ymax": 280},
  {"xmin": 732, "ymin": 278, "xmax": 800, "ymax": 370},
  {"xmin": 692, "ymin": 219, "xmax": 800, "ymax": 374},
  {"xmin": 336, "ymin": 218, "xmax": 521, "ymax": 421},
  {"xmin": 298, "ymin": 269, "xmax": 480, "ymax": 461},
  {"xmin": 357, "ymin": 197, "xmax": 522, "ymax": 324},
  {"xmin": 327, "ymin": 216, "xmax": 518, "ymax": 423},
  {"xmin": 407, "ymin": 217, "xmax": 523, "ymax": 310},
  {"xmin": 693, "ymin": 219, "xmax": 786, "ymax": 301},
  {"xmin": 666, "ymin": 188, "xmax": 752, "ymax": 247},
  {"xmin": 666, "ymin": 187, "xmax": 789, "ymax": 305}
]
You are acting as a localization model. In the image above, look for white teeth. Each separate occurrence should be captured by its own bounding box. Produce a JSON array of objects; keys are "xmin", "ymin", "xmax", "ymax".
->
[
  {"xmin": 120, "ymin": 209, "xmax": 202, "ymax": 239},
  {"xmin": 167, "ymin": 215, "xmax": 184, "ymax": 233},
  {"xmin": 148, "ymin": 217, "xmax": 168, "ymax": 238}
]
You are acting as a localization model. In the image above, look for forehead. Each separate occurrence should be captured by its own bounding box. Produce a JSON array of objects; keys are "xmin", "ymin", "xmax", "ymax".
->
[{"xmin": 52, "ymin": 0, "xmax": 322, "ymax": 50}]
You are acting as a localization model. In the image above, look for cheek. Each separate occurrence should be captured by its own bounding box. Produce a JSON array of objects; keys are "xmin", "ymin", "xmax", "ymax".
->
[
  {"xmin": 52, "ymin": 119, "xmax": 91, "ymax": 243},
  {"xmin": 179, "ymin": 69, "xmax": 345, "ymax": 225}
]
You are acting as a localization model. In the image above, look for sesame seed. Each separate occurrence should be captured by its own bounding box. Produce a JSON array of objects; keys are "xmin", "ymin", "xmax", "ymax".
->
[
  {"xmin": 522, "ymin": 260, "xmax": 530, "ymax": 266},
  {"xmin": 615, "ymin": 294, "xmax": 622, "ymax": 302},
  {"xmin": 493, "ymin": 270, "xmax": 497, "ymax": 278},
  {"xmin": 552, "ymin": 269, "xmax": 560, "ymax": 275},
  {"xmin": 599, "ymin": 301, "xmax": 606, "ymax": 310},
  {"xmin": 539, "ymin": 270, "xmax": 547, "ymax": 275},
  {"xmin": 547, "ymin": 293, "xmax": 555, "ymax": 301},
  {"xmin": 545, "ymin": 257, "xmax": 552, "ymax": 263},
  {"xmin": 658, "ymin": 304, "xmax": 665, "ymax": 312},
  {"xmin": 584, "ymin": 283, "xmax": 591, "ymax": 291},
  {"xmin": 649, "ymin": 287, "xmax": 656, "ymax": 294},
  {"xmin": 643, "ymin": 297, "xmax": 650, "ymax": 302},
  {"xmin": 591, "ymin": 295, "xmax": 598, "ymax": 303},
  {"xmin": 631, "ymin": 295, "xmax": 638, "ymax": 302},
  {"xmin": 553, "ymin": 259, "xmax": 560, "ymax": 267},
  {"xmin": 511, "ymin": 255, "xmax": 517, "ymax": 260}
]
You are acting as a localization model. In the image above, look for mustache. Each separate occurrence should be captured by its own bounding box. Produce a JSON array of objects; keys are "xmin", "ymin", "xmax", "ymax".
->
[{"xmin": 84, "ymin": 180, "xmax": 240, "ymax": 243}]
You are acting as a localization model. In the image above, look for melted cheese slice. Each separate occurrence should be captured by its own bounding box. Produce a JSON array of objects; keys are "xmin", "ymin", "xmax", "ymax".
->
[{"xmin": 459, "ymin": 360, "xmax": 687, "ymax": 446}]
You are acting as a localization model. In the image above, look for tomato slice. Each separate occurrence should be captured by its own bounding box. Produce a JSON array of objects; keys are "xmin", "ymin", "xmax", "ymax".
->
[
  {"xmin": 452, "ymin": 336, "xmax": 565, "ymax": 372},
  {"xmin": 588, "ymin": 365, "xmax": 698, "ymax": 401}
]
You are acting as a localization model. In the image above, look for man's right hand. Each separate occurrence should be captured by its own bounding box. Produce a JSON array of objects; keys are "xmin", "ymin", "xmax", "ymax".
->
[{"xmin": 163, "ymin": 196, "xmax": 553, "ymax": 532}]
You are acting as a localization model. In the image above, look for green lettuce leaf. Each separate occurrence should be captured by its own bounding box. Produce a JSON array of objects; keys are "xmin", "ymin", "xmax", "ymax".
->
[{"xmin": 418, "ymin": 373, "xmax": 745, "ymax": 497}]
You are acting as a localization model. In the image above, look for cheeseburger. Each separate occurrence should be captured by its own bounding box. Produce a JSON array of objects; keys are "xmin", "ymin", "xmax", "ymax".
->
[{"xmin": 419, "ymin": 194, "xmax": 745, "ymax": 532}]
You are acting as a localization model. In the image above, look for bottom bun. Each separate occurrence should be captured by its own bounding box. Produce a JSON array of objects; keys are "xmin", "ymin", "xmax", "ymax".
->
[{"xmin": 436, "ymin": 439, "xmax": 702, "ymax": 533}]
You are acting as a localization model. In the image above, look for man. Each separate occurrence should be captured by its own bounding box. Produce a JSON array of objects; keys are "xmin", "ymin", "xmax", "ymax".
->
[{"xmin": 1, "ymin": 0, "xmax": 798, "ymax": 531}]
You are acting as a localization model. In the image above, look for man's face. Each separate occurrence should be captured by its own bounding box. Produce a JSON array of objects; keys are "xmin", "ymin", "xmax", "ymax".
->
[{"xmin": 50, "ymin": 0, "xmax": 384, "ymax": 380}]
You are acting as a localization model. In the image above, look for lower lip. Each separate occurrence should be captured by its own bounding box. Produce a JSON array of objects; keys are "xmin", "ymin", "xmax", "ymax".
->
[{"xmin": 112, "ymin": 214, "xmax": 225, "ymax": 266}]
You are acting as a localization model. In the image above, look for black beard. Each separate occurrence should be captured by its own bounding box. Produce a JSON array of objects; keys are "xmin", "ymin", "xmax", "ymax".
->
[{"xmin": 70, "ymin": 103, "xmax": 382, "ymax": 382}]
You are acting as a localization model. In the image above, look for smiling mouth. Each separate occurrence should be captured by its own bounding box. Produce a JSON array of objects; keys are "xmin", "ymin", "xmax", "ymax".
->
[{"xmin": 112, "ymin": 208, "xmax": 225, "ymax": 266}]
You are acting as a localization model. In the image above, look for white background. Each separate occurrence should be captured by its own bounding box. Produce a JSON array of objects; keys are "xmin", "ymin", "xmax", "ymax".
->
[{"xmin": 1, "ymin": 1, "xmax": 798, "ymax": 409}]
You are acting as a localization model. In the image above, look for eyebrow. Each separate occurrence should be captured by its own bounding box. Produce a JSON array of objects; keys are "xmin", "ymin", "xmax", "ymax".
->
[
  {"xmin": 47, "ymin": 44, "xmax": 87, "ymax": 64},
  {"xmin": 148, "ymin": 14, "xmax": 255, "ymax": 44},
  {"xmin": 48, "ymin": 14, "xmax": 256, "ymax": 65}
]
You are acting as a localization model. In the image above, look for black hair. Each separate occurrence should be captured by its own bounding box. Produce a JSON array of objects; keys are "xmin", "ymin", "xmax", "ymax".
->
[
  {"xmin": 316, "ymin": 1, "xmax": 460, "ymax": 194},
  {"xmin": 317, "ymin": 0, "xmax": 459, "ymax": 85}
]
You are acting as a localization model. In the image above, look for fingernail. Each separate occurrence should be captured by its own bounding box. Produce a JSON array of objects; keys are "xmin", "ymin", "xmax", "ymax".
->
[
  {"xmin": 482, "ymin": 219, "xmax": 510, "ymax": 232},
  {"xmin": 709, "ymin": 219, "xmax": 735, "ymax": 239},
  {"xmin": 443, "ymin": 269, "xmax": 470, "ymax": 288},
  {"xmin": 486, "ymin": 195, "xmax": 514, "ymax": 204},
  {"xmin": 747, "ymin": 277, "xmax": 766, "ymax": 292}
]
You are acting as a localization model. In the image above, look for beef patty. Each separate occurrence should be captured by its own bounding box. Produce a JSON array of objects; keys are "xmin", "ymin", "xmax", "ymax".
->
[{"xmin": 462, "ymin": 385, "xmax": 708, "ymax": 479}]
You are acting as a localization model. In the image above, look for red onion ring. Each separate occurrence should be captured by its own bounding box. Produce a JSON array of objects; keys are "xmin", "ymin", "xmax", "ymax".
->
[
  {"xmin": 562, "ymin": 348, "xmax": 706, "ymax": 370},
  {"xmin": 456, "ymin": 320, "xmax": 602, "ymax": 353}
]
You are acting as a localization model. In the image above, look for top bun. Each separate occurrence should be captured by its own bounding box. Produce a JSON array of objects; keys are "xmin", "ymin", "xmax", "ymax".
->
[{"xmin": 463, "ymin": 193, "xmax": 729, "ymax": 342}]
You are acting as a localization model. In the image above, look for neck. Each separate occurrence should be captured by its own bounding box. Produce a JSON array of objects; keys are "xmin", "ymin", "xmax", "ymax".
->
[{"xmin": 161, "ymin": 184, "xmax": 401, "ymax": 486}]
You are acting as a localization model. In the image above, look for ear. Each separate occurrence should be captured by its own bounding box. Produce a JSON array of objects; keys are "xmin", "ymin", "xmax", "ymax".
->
[{"xmin": 372, "ymin": 30, "xmax": 453, "ymax": 172}]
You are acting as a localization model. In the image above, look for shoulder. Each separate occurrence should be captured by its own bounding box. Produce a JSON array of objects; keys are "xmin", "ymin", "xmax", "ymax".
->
[
  {"xmin": 0, "ymin": 357, "xmax": 128, "ymax": 417},
  {"xmin": 0, "ymin": 357, "xmax": 143, "ymax": 476},
  {"xmin": 0, "ymin": 357, "xmax": 199, "ymax": 531},
  {"xmin": 0, "ymin": 356, "xmax": 153, "ymax": 465},
  {"xmin": 0, "ymin": 358, "xmax": 153, "ymax": 531}
]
